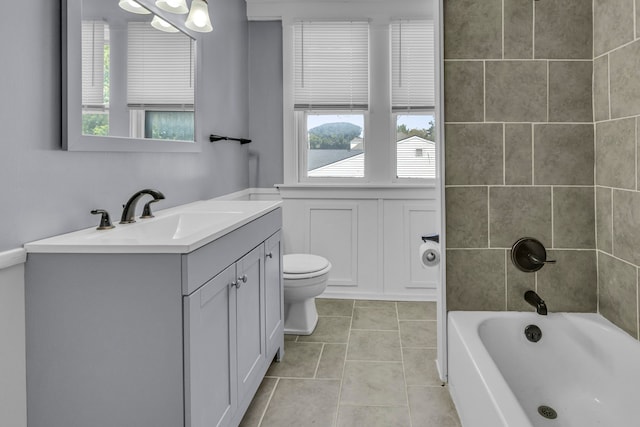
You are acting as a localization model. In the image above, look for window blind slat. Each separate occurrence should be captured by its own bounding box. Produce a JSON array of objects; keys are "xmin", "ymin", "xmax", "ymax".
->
[
  {"xmin": 127, "ymin": 22, "xmax": 195, "ymax": 106},
  {"xmin": 81, "ymin": 21, "xmax": 107, "ymax": 106},
  {"xmin": 391, "ymin": 20, "xmax": 435, "ymax": 111},
  {"xmin": 294, "ymin": 21, "xmax": 369, "ymax": 110}
]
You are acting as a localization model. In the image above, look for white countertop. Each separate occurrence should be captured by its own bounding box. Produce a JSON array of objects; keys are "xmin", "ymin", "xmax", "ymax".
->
[{"xmin": 24, "ymin": 200, "xmax": 282, "ymax": 254}]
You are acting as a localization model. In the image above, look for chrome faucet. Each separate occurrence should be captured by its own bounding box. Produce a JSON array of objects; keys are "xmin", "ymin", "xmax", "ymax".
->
[
  {"xmin": 120, "ymin": 189, "xmax": 165, "ymax": 224},
  {"xmin": 524, "ymin": 290, "xmax": 547, "ymax": 315}
]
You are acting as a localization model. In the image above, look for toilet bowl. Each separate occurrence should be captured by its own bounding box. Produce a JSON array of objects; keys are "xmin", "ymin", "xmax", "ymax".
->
[{"xmin": 283, "ymin": 254, "xmax": 331, "ymax": 335}]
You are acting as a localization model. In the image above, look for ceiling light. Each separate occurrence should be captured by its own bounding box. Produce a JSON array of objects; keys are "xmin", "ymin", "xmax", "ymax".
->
[
  {"xmin": 151, "ymin": 15, "xmax": 179, "ymax": 32},
  {"xmin": 155, "ymin": 0, "xmax": 189, "ymax": 14},
  {"xmin": 118, "ymin": 0, "xmax": 151, "ymax": 14},
  {"xmin": 185, "ymin": 0, "xmax": 213, "ymax": 33}
]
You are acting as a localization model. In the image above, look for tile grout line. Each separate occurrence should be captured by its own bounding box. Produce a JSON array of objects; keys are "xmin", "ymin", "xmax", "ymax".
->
[
  {"xmin": 607, "ymin": 54, "xmax": 612, "ymax": 120},
  {"xmin": 531, "ymin": 124, "xmax": 535, "ymax": 185},
  {"xmin": 313, "ymin": 343, "xmax": 325, "ymax": 379},
  {"xmin": 397, "ymin": 302, "xmax": 414, "ymax": 427},
  {"xmin": 256, "ymin": 377, "xmax": 280, "ymax": 427},
  {"xmin": 504, "ymin": 250, "xmax": 508, "ymax": 310},
  {"xmin": 332, "ymin": 299, "xmax": 355, "ymax": 427}
]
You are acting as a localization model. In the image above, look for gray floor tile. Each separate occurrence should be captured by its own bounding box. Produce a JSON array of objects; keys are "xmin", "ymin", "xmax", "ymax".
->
[
  {"xmin": 408, "ymin": 386, "xmax": 461, "ymax": 427},
  {"xmin": 284, "ymin": 334, "xmax": 297, "ymax": 341},
  {"xmin": 260, "ymin": 379, "xmax": 341, "ymax": 427},
  {"xmin": 298, "ymin": 316, "xmax": 351, "ymax": 343},
  {"xmin": 239, "ymin": 377, "xmax": 278, "ymax": 427},
  {"xmin": 316, "ymin": 344, "xmax": 347, "ymax": 379},
  {"xmin": 316, "ymin": 298, "xmax": 354, "ymax": 317},
  {"xmin": 399, "ymin": 321, "xmax": 437, "ymax": 347},
  {"xmin": 347, "ymin": 330, "xmax": 402, "ymax": 361},
  {"xmin": 355, "ymin": 300, "xmax": 397, "ymax": 309},
  {"xmin": 340, "ymin": 361, "xmax": 407, "ymax": 406},
  {"xmin": 403, "ymin": 348, "xmax": 441, "ymax": 386},
  {"xmin": 266, "ymin": 341, "xmax": 323, "ymax": 378},
  {"xmin": 352, "ymin": 306, "xmax": 398, "ymax": 330},
  {"xmin": 337, "ymin": 405, "xmax": 411, "ymax": 427},
  {"xmin": 397, "ymin": 301, "xmax": 437, "ymax": 320}
]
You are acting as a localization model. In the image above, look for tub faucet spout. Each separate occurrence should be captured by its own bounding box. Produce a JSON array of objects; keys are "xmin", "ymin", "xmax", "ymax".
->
[{"xmin": 524, "ymin": 290, "xmax": 547, "ymax": 315}]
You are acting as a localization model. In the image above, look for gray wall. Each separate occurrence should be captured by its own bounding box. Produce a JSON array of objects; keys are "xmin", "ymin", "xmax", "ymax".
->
[
  {"xmin": 0, "ymin": 0, "xmax": 251, "ymax": 252},
  {"xmin": 444, "ymin": 0, "xmax": 597, "ymax": 312},
  {"xmin": 248, "ymin": 21, "xmax": 284, "ymax": 188},
  {"xmin": 593, "ymin": 0, "xmax": 640, "ymax": 338}
]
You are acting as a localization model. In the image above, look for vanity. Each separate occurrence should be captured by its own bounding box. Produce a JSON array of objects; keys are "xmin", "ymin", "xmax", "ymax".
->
[{"xmin": 24, "ymin": 200, "xmax": 284, "ymax": 427}]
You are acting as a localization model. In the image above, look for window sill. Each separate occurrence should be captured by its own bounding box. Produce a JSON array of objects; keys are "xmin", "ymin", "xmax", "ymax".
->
[{"xmin": 275, "ymin": 182, "xmax": 437, "ymax": 200}]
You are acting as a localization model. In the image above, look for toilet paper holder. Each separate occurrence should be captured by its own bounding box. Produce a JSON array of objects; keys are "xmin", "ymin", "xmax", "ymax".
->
[{"xmin": 421, "ymin": 234, "xmax": 440, "ymax": 244}]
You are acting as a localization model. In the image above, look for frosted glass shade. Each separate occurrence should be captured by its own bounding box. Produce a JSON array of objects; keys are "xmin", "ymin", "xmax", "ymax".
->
[
  {"xmin": 151, "ymin": 15, "xmax": 179, "ymax": 33},
  {"xmin": 185, "ymin": 0, "xmax": 213, "ymax": 33},
  {"xmin": 118, "ymin": 0, "xmax": 151, "ymax": 14},
  {"xmin": 155, "ymin": 0, "xmax": 189, "ymax": 14}
]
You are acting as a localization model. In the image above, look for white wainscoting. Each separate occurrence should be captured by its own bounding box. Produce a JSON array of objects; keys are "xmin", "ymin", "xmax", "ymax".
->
[
  {"xmin": 0, "ymin": 248, "xmax": 27, "ymax": 427},
  {"xmin": 277, "ymin": 185, "xmax": 440, "ymax": 301}
]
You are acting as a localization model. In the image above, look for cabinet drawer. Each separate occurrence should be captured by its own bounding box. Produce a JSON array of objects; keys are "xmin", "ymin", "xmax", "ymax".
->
[{"xmin": 181, "ymin": 208, "xmax": 282, "ymax": 295}]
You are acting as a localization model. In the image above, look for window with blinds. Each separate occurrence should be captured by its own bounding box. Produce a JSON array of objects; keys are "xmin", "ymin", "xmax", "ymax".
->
[
  {"xmin": 392, "ymin": 20, "xmax": 436, "ymax": 179},
  {"xmin": 127, "ymin": 22, "xmax": 195, "ymax": 108},
  {"xmin": 81, "ymin": 21, "xmax": 108, "ymax": 108},
  {"xmin": 293, "ymin": 21, "xmax": 369, "ymax": 180},
  {"xmin": 391, "ymin": 20, "xmax": 435, "ymax": 112},
  {"xmin": 293, "ymin": 21, "xmax": 369, "ymax": 110}
]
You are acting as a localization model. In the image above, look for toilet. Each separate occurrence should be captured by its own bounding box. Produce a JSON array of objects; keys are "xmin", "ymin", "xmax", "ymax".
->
[{"xmin": 283, "ymin": 254, "xmax": 332, "ymax": 335}]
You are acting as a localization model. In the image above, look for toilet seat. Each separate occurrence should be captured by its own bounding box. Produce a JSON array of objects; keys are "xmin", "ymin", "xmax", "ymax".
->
[{"xmin": 283, "ymin": 254, "xmax": 331, "ymax": 281}]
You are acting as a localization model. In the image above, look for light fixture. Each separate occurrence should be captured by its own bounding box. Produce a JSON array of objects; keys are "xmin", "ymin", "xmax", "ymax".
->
[
  {"xmin": 118, "ymin": 0, "xmax": 151, "ymax": 14},
  {"xmin": 155, "ymin": 0, "xmax": 189, "ymax": 14},
  {"xmin": 185, "ymin": 0, "xmax": 213, "ymax": 33},
  {"xmin": 151, "ymin": 15, "xmax": 179, "ymax": 32}
]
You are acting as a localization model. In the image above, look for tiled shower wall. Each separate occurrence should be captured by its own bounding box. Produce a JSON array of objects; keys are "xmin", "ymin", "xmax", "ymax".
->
[
  {"xmin": 593, "ymin": 0, "xmax": 640, "ymax": 338},
  {"xmin": 443, "ymin": 0, "xmax": 597, "ymax": 312}
]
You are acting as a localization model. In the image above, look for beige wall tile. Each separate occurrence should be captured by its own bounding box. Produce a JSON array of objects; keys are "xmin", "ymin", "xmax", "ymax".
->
[
  {"xmin": 506, "ymin": 252, "xmax": 536, "ymax": 311},
  {"xmin": 504, "ymin": 0, "xmax": 533, "ymax": 59},
  {"xmin": 485, "ymin": 61, "xmax": 547, "ymax": 122},
  {"xmin": 553, "ymin": 187, "xmax": 595, "ymax": 249},
  {"xmin": 536, "ymin": 250, "xmax": 597, "ymax": 312},
  {"xmin": 596, "ymin": 186, "xmax": 613, "ymax": 254},
  {"xmin": 596, "ymin": 119, "xmax": 636, "ymax": 189},
  {"xmin": 598, "ymin": 253, "xmax": 638, "ymax": 338},
  {"xmin": 444, "ymin": 0, "xmax": 502, "ymax": 59},
  {"xmin": 534, "ymin": 0, "xmax": 592, "ymax": 59},
  {"xmin": 593, "ymin": 55, "xmax": 610, "ymax": 122},
  {"xmin": 444, "ymin": 61, "xmax": 484, "ymax": 122},
  {"xmin": 534, "ymin": 124, "xmax": 594, "ymax": 185},
  {"xmin": 444, "ymin": 124, "xmax": 504, "ymax": 185},
  {"xmin": 548, "ymin": 61, "xmax": 593, "ymax": 122},
  {"xmin": 610, "ymin": 40, "xmax": 640, "ymax": 118},
  {"xmin": 505, "ymin": 124, "xmax": 532, "ymax": 185},
  {"xmin": 445, "ymin": 187, "xmax": 488, "ymax": 248},
  {"xmin": 613, "ymin": 190, "xmax": 640, "ymax": 266},
  {"xmin": 446, "ymin": 249, "xmax": 506, "ymax": 311},
  {"xmin": 594, "ymin": 0, "xmax": 635, "ymax": 56},
  {"xmin": 489, "ymin": 187, "xmax": 552, "ymax": 248}
]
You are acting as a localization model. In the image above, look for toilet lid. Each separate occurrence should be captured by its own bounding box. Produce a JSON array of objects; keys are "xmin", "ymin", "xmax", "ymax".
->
[{"xmin": 283, "ymin": 254, "xmax": 330, "ymax": 275}]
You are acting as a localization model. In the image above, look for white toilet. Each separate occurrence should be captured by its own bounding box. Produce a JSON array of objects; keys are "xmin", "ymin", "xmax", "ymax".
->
[{"xmin": 283, "ymin": 254, "xmax": 332, "ymax": 335}]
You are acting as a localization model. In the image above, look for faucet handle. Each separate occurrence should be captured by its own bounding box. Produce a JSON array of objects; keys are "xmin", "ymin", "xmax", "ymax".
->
[
  {"xmin": 91, "ymin": 209, "xmax": 115, "ymax": 230},
  {"xmin": 141, "ymin": 199, "xmax": 160, "ymax": 219}
]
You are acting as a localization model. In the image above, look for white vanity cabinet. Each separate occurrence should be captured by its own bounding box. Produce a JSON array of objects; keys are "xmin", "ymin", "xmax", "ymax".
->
[{"xmin": 25, "ymin": 209, "xmax": 283, "ymax": 427}]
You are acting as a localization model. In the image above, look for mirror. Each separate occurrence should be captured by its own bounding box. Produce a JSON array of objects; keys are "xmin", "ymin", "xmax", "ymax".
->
[{"xmin": 63, "ymin": 0, "xmax": 201, "ymax": 152}]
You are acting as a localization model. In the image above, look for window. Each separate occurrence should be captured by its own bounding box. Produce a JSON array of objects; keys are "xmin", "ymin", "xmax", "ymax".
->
[
  {"xmin": 293, "ymin": 21, "xmax": 369, "ymax": 180},
  {"xmin": 127, "ymin": 22, "xmax": 195, "ymax": 140},
  {"xmin": 392, "ymin": 20, "xmax": 436, "ymax": 179},
  {"xmin": 81, "ymin": 21, "xmax": 110, "ymax": 135}
]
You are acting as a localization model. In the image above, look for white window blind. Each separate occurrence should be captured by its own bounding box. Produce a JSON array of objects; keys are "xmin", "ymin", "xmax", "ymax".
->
[
  {"xmin": 127, "ymin": 22, "xmax": 195, "ymax": 107},
  {"xmin": 81, "ymin": 21, "xmax": 107, "ymax": 107},
  {"xmin": 293, "ymin": 21, "xmax": 369, "ymax": 110},
  {"xmin": 391, "ymin": 20, "xmax": 435, "ymax": 111}
]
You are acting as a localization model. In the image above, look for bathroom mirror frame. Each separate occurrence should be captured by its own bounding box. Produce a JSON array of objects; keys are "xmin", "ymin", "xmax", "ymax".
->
[{"xmin": 62, "ymin": 0, "xmax": 203, "ymax": 152}]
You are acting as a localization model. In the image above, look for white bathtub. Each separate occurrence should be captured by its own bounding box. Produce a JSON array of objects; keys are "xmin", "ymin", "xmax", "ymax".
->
[{"xmin": 448, "ymin": 311, "xmax": 640, "ymax": 427}]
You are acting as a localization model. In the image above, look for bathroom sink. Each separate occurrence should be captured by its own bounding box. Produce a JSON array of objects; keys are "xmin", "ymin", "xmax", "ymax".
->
[{"xmin": 24, "ymin": 200, "xmax": 282, "ymax": 254}]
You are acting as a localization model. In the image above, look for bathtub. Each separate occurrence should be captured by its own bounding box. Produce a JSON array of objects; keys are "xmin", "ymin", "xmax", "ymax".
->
[{"xmin": 448, "ymin": 311, "xmax": 640, "ymax": 427}]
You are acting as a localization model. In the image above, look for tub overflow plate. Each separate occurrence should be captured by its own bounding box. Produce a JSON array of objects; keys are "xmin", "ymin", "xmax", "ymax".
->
[{"xmin": 525, "ymin": 324, "xmax": 542, "ymax": 343}]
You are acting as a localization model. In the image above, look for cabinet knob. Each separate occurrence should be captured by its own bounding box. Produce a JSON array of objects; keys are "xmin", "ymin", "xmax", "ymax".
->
[
  {"xmin": 266, "ymin": 252, "xmax": 273, "ymax": 259},
  {"xmin": 238, "ymin": 274, "xmax": 248, "ymax": 283}
]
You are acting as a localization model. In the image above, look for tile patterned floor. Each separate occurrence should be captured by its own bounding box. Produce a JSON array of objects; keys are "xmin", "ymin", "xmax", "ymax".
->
[{"xmin": 239, "ymin": 299, "xmax": 462, "ymax": 427}]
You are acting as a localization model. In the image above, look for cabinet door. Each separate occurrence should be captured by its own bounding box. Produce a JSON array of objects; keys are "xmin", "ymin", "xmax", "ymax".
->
[
  {"xmin": 264, "ymin": 232, "xmax": 284, "ymax": 358},
  {"xmin": 184, "ymin": 265, "xmax": 237, "ymax": 427},
  {"xmin": 235, "ymin": 244, "xmax": 266, "ymax": 402}
]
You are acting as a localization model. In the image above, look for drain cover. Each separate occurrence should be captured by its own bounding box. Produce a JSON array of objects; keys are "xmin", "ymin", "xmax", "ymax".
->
[{"xmin": 538, "ymin": 405, "xmax": 558, "ymax": 419}]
